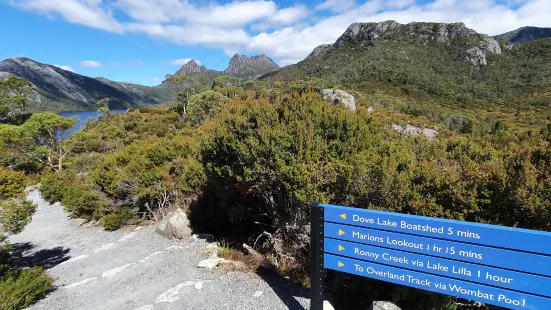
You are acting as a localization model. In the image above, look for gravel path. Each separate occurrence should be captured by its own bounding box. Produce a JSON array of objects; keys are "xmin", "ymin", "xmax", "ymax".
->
[{"xmin": 9, "ymin": 190, "xmax": 310, "ymax": 310}]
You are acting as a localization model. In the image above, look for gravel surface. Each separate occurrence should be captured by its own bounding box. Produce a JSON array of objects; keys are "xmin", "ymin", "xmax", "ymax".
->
[{"xmin": 9, "ymin": 190, "xmax": 310, "ymax": 310}]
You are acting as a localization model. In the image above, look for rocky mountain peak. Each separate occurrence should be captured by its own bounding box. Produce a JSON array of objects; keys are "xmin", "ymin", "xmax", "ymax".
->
[
  {"xmin": 334, "ymin": 21, "xmax": 482, "ymax": 47},
  {"xmin": 175, "ymin": 60, "xmax": 208, "ymax": 76},
  {"xmin": 224, "ymin": 53, "xmax": 279, "ymax": 78},
  {"xmin": 330, "ymin": 20, "xmax": 502, "ymax": 66}
]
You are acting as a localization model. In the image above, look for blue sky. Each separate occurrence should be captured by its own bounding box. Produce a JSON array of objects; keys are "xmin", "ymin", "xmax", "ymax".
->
[{"xmin": 1, "ymin": 0, "xmax": 550, "ymax": 86}]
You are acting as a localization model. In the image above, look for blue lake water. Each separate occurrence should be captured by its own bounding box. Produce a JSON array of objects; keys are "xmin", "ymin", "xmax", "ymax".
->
[{"xmin": 58, "ymin": 110, "xmax": 127, "ymax": 136}]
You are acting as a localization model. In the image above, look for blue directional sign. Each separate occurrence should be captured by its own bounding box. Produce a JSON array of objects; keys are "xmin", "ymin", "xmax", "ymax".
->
[
  {"xmin": 325, "ymin": 222, "xmax": 551, "ymax": 277},
  {"xmin": 322, "ymin": 204, "xmax": 551, "ymax": 255},
  {"xmin": 310, "ymin": 203, "xmax": 551, "ymax": 310},
  {"xmin": 324, "ymin": 238, "xmax": 551, "ymax": 297},
  {"xmin": 325, "ymin": 254, "xmax": 551, "ymax": 310}
]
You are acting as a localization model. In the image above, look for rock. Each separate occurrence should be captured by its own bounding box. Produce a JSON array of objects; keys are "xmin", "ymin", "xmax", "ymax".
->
[
  {"xmin": 192, "ymin": 233, "xmax": 216, "ymax": 243},
  {"xmin": 392, "ymin": 124, "xmax": 438, "ymax": 139},
  {"xmin": 204, "ymin": 243, "xmax": 219, "ymax": 258},
  {"xmin": 482, "ymin": 37, "xmax": 502, "ymax": 55},
  {"xmin": 466, "ymin": 47, "xmax": 488, "ymax": 66},
  {"xmin": 323, "ymin": 300, "xmax": 336, "ymax": 310},
  {"xmin": 218, "ymin": 259, "xmax": 245, "ymax": 270},
  {"xmin": 321, "ymin": 89, "xmax": 356, "ymax": 111},
  {"xmin": 368, "ymin": 301, "xmax": 401, "ymax": 310},
  {"xmin": 309, "ymin": 44, "xmax": 333, "ymax": 57},
  {"xmin": 253, "ymin": 291, "xmax": 263, "ymax": 298},
  {"xmin": 197, "ymin": 258, "xmax": 224, "ymax": 269},
  {"xmin": 155, "ymin": 209, "xmax": 192, "ymax": 239}
]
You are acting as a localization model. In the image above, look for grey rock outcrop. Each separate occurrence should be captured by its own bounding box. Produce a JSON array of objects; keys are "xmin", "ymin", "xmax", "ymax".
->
[
  {"xmin": 321, "ymin": 89, "xmax": 356, "ymax": 111},
  {"xmin": 392, "ymin": 124, "xmax": 438, "ymax": 139},
  {"xmin": 495, "ymin": 26, "xmax": 551, "ymax": 42},
  {"xmin": 155, "ymin": 208, "xmax": 192, "ymax": 239},
  {"xmin": 368, "ymin": 301, "xmax": 401, "ymax": 310},
  {"xmin": 308, "ymin": 44, "xmax": 333, "ymax": 57}
]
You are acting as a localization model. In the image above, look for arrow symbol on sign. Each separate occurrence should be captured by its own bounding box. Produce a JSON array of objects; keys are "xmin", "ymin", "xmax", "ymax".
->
[
  {"xmin": 340, "ymin": 214, "xmax": 346, "ymax": 220},
  {"xmin": 338, "ymin": 229, "xmax": 345, "ymax": 236},
  {"xmin": 338, "ymin": 262, "xmax": 344, "ymax": 268},
  {"xmin": 338, "ymin": 245, "xmax": 344, "ymax": 251}
]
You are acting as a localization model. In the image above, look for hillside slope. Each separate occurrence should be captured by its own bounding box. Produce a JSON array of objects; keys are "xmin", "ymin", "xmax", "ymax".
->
[
  {"xmin": 495, "ymin": 26, "xmax": 551, "ymax": 42},
  {"xmin": 261, "ymin": 21, "xmax": 551, "ymax": 108},
  {"xmin": 0, "ymin": 58, "xmax": 171, "ymax": 112}
]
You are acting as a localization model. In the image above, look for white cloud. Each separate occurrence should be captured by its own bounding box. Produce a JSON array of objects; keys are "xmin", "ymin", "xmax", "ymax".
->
[
  {"xmin": 53, "ymin": 64, "xmax": 77, "ymax": 73},
  {"xmin": 315, "ymin": 0, "xmax": 357, "ymax": 13},
  {"xmin": 80, "ymin": 60, "xmax": 102, "ymax": 68},
  {"xmin": 10, "ymin": 0, "xmax": 123, "ymax": 32},
  {"xmin": 152, "ymin": 77, "xmax": 160, "ymax": 82},
  {"xmin": 270, "ymin": 5, "xmax": 309, "ymax": 25},
  {"xmin": 170, "ymin": 58, "xmax": 201, "ymax": 66}
]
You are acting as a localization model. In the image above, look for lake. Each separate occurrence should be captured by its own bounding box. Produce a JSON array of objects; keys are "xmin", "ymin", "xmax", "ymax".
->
[{"xmin": 58, "ymin": 110, "xmax": 127, "ymax": 136}]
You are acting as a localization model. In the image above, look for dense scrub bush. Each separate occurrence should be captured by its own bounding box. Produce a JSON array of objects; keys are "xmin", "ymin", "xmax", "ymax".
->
[
  {"xmin": 187, "ymin": 90, "xmax": 229, "ymax": 124},
  {"xmin": 0, "ymin": 169, "xmax": 25, "ymax": 200},
  {"xmin": 102, "ymin": 208, "xmax": 134, "ymax": 231},
  {"xmin": 0, "ymin": 267, "xmax": 52, "ymax": 310},
  {"xmin": 198, "ymin": 91, "xmax": 381, "ymax": 268},
  {"xmin": 39, "ymin": 171, "xmax": 71, "ymax": 203}
]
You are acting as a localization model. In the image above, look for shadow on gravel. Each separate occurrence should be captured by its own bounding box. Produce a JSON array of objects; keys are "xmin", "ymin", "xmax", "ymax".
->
[
  {"xmin": 8, "ymin": 242, "xmax": 71, "ymax": 269},
  {"xmin": 256, "ymin": 266, "xmax": 309, "ymax": 310}
]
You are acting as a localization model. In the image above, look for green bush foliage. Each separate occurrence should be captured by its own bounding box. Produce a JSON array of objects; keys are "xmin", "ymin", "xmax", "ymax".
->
[
  {"xmin": 0, "ymin": 169, "xmax": 25, "ymax": 200},
  {"xmin": 0, "ymin": 267, "xmax": 53, "ymax": 310},
  {"xmin": 102, "ymin": 208, "xmax": 133, "ymax": 231},
  {"xmin": 39, "ymin": 171, "xmax": 71, "ymax": 204}
]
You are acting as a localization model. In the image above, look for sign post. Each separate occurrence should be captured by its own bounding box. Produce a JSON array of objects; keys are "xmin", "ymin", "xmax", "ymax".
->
[
  {"xmin": 310, "ymin": 203, "xmax": 551, "ymax": 310},
  {"xmin": 310, "ymin": 203, "xmax": 325, "ymax": 310}
]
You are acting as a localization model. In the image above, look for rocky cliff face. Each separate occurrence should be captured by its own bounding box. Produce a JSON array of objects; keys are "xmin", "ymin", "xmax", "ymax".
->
[
  {"xmin": 174, "ymin": 60, "xmax": 208, "ymax": 76},
  {"xmin": 316, "ymin": 20, "xmax": 502, "ymax": 66},
  {"xmin": 0, "ymin": 57, "xmax": 171, "ymax": 112},
  {"xmin": 172, "ymin": 54, "xmax": 280, "ymax": 82},
  {"xmin": 224, "ymin": 54, "xmax": 280, "ymax": 79},
  {"xmin": 495, "ymin": 27, "xmax": 551, "ymax": 43}
]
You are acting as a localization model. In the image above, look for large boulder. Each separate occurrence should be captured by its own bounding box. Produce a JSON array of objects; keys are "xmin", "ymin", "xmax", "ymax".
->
[
  {"xmin": 155, "ymin": 209, "xmax": 192, "ymax": 239},
  {"xmin": 321, "ymin": 89, "xmax": 356, "ymax": 111},
  {"xmin": 369, "ymin": 301, "xmax": 401, "ymax": 310}
]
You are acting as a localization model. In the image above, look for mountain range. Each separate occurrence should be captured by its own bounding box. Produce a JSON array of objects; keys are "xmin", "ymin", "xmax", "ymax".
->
[
  {"xmin": 1, "ymin": 24, "xmax": 550, "ymax": 113},
  {"xmin": 494, "ymin": 26, "xmax": 551, "ymax": 42},
  {"xmin": 0, "ymin": 53, "xmax": 279, "ymax": 113},
  {"xmin": 261, "ymin": 21, "xmax": 551, "ymax": 108},
  {"xmin": 171, "ymin": 54, "xmax": 279, "ymax": 81}
]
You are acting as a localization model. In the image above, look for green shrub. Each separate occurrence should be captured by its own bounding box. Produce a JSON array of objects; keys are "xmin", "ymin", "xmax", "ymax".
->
[
  {"xmin": 62, "ymin": 186, "xmax": 104, "ymax": 218},
  {"xmin": 39, "ymin": 171, "xmax": 70, "ymax": 204},
  {"xmin": 0, "ymin": 199, "xmax": 36, "ymax": 237},
  {"xmin": 198, "ymin": 91, "xmax": 380, "ymax": 267},
  {"xmin": 0, "ymin": 266, "xmax": 52, "ymax": 310},
  {"xmin": 101, "ymin": 208, "xmax": 133, "ymax": 231},
  {"xmin": 0, "ymin": 169, "xmax": 25, "ymax": 200}
]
